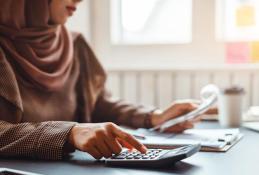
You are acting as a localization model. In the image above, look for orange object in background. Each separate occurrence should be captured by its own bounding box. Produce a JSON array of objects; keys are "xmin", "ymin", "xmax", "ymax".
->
[{"xmin": 250, "ymin": 41, "xmax": 259, "ymax": 63}]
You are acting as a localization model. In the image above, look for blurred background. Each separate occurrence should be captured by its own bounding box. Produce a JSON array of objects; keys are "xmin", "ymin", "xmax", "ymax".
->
[{"xmin": 66, "ymin": 0, "xmax": 259, "ymax": 112}]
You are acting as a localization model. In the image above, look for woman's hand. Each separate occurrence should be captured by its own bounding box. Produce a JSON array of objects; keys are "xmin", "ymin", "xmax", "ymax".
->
[
  {"xmin": 150, "ymin": 101, "xmax": 217, "ymax": 133},
  {"xmin": 68, "ymin": 122, "xmax": 147, "ymax": 159}
]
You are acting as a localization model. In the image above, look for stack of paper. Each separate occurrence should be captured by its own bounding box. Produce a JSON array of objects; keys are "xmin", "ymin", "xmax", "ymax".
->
[
  {"xmin": 243, "ymin": 122, "xmax": 259, "ymax": 132},
  {"xmin": 125, "ymin": 128, "xmax": 243, "ymax": 152}
]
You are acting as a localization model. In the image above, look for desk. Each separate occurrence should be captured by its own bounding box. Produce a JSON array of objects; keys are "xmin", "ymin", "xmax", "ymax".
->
[{"xmin": 1, "ymin": 122, "xmax": 259, "ymax": 175}]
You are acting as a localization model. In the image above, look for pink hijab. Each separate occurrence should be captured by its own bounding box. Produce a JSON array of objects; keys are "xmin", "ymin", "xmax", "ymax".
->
[{"xmin": 0, "ymin": 0, "xmax": 74, "ymax": 91}]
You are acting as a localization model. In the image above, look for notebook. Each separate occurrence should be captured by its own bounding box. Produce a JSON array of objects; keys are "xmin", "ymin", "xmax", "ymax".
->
[
  {"xmin": 124, "ymin": 128, "xmax": 243, "ymax": 152},
  {"xmin": 243, "ymin": 122, "xmax": 259, "ymax": 132}
]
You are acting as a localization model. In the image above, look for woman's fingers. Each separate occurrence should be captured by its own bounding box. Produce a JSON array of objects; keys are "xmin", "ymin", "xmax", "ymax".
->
[
  {"xmin": 95, "ymin": 139, "xmax": 113, "ymax": 158},
  {"xmin": 118, "ymin": 132, "xmax": 147, "ymax": 153},
  {"xmin": 164, "ymin": 121, "xmax": 194, "ymax": 133},
  {"xmin": 104, "ymin": 132, "xmax": 123, "ymax": 155},
  {"xmin": 163, "ymin": 102, "xmax": 197, "ymax": 120},
  {"xmin": 83, "ymin": 142, "xmax": 103, "ymax": 159},
  {"xmin": 111, "ymin": 125, "xmax": 147, "ymax": 153},
  {"xmin": 87, "ymin": 146, "xmax": 103, "ymax": 159},
  {"xmin": 205, "ymin": 107, "xmax": 218, "ymax": 115},
  {"xmin": 182, "ymin": 121, "xmax": 194, "ymax": 129},
  {"xmin": 117, "ymin": 138, "xmax": 134, "ymax": 150},
  {"xmin": 165, "ymin": 126, "xmax": 185, "ymax": 133},
  {"xmin": 95, "ymin": 131, "xmax": 113, "ymax": 158}
]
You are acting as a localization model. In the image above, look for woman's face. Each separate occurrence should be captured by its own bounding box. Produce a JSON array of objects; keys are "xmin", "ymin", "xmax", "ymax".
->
[{"xmin": 49, "ymin": 0, "xmax": 82, "ymax": 25}]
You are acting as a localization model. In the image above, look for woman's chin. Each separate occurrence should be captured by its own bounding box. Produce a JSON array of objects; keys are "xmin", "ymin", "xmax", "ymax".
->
[
  {"xmin": 49, "ymin": 17, "xmax": 68, "ymax": 25},
  {"xmin": 60, "ymin": 17, "xmax": 70, "ymax": 25}
]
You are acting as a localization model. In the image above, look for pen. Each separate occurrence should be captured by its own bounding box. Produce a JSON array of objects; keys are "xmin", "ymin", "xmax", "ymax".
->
[{"xmin": 133, "ymin": 134, "xmax": 146, "ymax": 140}]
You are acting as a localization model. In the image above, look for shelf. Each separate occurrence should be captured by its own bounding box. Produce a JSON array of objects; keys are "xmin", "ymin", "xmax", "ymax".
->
[{"xmin": 105, "ymin": 64, "xmax": 259, "ymax": 72}]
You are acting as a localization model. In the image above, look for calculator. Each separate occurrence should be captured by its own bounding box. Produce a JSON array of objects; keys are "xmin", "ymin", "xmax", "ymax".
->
[
  {"xmin": 105, "ymin": 144, "xmax": 201, "ymax": 168},
  {"xmin": 0, "ymin": 168, "xmax": 42, "ymax": 175}
]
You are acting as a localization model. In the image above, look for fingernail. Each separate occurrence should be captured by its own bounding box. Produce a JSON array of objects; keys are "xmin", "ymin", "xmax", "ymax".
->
[{"xmin": 141, "ymin": 145, "xmax": 148, "ymax": 153}]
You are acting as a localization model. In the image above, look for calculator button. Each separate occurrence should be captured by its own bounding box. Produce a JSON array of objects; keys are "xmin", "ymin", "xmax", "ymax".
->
[
  {"xmin": 114, "ymin": 156, "xmax": 126, "ymax": 159},
  {"xmin": 134, "ymin": 154, "xmax": 142, "ymax": 157},
  {"xmin": 111, "ymin": 149, "xmax": 170, "ymax": 160}
]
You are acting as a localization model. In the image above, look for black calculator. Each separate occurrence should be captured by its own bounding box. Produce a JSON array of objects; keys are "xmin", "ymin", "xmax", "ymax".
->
[
  {"xmin": 105, "ymin": 144, "xmax": 201, "ymax": 168},
  {"xmin": 0, "ymin": 168, "xmax": 42, "ymax": 175}
]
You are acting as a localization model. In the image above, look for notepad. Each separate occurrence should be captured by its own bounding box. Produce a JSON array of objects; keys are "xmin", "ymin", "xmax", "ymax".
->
[
  {"xmin": 124, "ymin": 128, "xmax": 243, "ymax": 152},
  {"xmin": 243, "ymin": 122, "xmax": 259, "ymax": 132}
]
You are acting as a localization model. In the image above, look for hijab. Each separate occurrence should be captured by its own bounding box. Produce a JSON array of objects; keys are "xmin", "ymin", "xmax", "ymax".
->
[{"xmin": 0, "ymin": 0, "xmax": 74, "ymax": 91}]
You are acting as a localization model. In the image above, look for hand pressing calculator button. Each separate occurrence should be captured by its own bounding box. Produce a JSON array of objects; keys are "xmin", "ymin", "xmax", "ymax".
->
[{"xmin": 105, "ymin": 144, "xmax": 201, "ymax": 168}]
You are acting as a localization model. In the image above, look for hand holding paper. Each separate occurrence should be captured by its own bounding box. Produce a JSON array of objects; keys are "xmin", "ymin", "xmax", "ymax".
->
[
  {"xmin": 150, "ymin": 101, "xmax": 200, "ymax": 133},
  {"xmin": 150, "ymin": 85, "xmax": 219, "ymax": 133}
]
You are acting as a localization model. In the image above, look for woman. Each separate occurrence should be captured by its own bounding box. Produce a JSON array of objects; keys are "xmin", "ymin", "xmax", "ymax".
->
[{"xmin": 0, "ymin": 0, "xmax": 204, "ymax": 160}]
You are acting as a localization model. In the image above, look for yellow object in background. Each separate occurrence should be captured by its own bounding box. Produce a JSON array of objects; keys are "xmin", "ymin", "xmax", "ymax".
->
[
  {"xmin": 250, "ymin": 41, "xmax": 259, "ymax": 62},
  {"xmin": 236, "ymin": 5, "xmax": 256, "ymax": 27}
]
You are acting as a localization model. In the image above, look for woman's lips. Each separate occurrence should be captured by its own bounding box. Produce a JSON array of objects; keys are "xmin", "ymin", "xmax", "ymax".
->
[{"xmin": 66, "ymin": 6, "xmax": 76, "ymax": 16}]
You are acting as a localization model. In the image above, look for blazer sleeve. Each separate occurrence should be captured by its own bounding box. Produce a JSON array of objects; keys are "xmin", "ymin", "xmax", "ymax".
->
[
  {"xmin": 91, "ymin": 90, "xmax": 155, "ymax": 129},
  {"xmin": 0, "ymin": 97, "xmax": 76, "ymax": 160},
  {"xmin": 0, "ymin": 47, "xmax": 76, "ymax": 160}
]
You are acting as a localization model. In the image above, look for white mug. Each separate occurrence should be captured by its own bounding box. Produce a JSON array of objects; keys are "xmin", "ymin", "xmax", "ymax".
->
[{"xmin": 218, "ymin": 86, "xmax": 245, "ymax": 128}]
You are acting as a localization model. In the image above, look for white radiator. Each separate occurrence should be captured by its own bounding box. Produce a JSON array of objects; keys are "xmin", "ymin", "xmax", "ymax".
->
[{"xmin": 106, "ymin": 66, "xmax": 259, "ymax": 110}]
